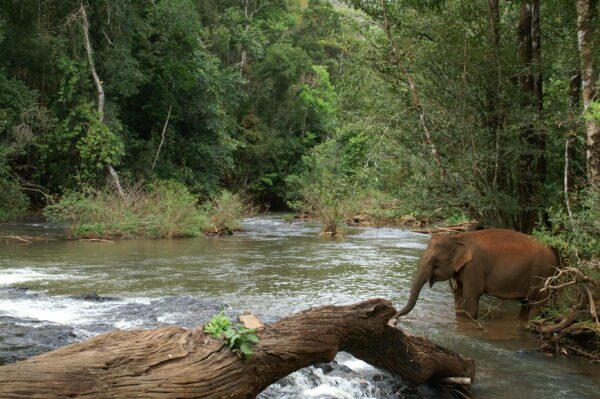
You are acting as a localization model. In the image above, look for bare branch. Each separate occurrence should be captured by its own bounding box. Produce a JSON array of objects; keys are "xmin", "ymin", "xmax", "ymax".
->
[{"xmin": 151, "ymin": 105, "xmax": 172, "ymax": 172}]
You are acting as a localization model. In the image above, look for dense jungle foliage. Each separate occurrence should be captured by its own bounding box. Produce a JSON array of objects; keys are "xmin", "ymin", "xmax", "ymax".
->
[{"xmin": 0, "ymin": 0, "xmax": 598, "ymax": 246}]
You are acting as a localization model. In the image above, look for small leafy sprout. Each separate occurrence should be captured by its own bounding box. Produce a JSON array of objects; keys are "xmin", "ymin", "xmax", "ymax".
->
[
  {"xmin": 204, "ymin": 311, "xmax": 260, "ymax": 360},
  {"xmin": 203, "ymin": 310, "xmax": 231, "ymax": 337}
]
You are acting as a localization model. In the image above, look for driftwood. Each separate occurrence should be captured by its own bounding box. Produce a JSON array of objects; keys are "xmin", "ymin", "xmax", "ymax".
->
[
  {"xmin": 412, "ymin": 222, "xmax": 485, "ymax": 235},
  {"xmin": 0, "ymin": 298, "xmax": 475, "ymax": 398},
  {"xmin": 0, "ymin": 235, "xmax": 56, "ymax": 244}
]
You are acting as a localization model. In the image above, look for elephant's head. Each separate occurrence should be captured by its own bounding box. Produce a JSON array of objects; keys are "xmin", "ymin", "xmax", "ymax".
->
[{"xmin": 394, "ymin": 234, "xmax": 473, "ymax": 318}]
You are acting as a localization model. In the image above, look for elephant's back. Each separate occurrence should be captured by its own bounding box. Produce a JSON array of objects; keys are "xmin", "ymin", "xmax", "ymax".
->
[
  {"xmin": 461, "ymin": 229, "xmax": 558, "ymax": 265},
  {"xmin": 461, "ymin": 228, "xmax": 541, "ymax": 247}
]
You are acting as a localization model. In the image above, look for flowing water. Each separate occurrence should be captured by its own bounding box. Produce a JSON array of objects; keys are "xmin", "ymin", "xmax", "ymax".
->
[{"xmin": 0, "ymin": 216, "xmax": 598, "ymax": 398}]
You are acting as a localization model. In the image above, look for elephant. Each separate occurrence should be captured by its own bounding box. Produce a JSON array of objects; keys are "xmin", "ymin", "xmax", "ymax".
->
[{"xmin": 392, "ymin": 229, "xmax": 559, "ymax": 323}]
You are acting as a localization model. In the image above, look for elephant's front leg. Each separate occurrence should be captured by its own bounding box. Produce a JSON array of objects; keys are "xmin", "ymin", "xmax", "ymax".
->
[
  {"xmin": 453, "ymin": 279, "xmax": 464, "ymax": 317},
  {"xmin": 460, "ymin": 285, "xmax": 480, "ymax": 320}
]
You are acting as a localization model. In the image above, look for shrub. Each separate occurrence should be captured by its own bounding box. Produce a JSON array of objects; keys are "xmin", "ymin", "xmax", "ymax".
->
[
  {"xmin": 201, "ymin": 191, "xmax": 250, "ymax": 235},
  {"xmin": 285, "ymin": 142, "xmax": 360, "ymax": 235},
  {"xmin": 44, "ymin": 182, "xmax": 251, "ymax": 239},
  {"xmin": 534, "ymin": 187, "xmax": 600, "ymax": 260},
  {"xmin": 0, "ymin": 155, "xmax": 28, "ymax": 222},
  {"xmin": 0, "ymin": 178, "xmax": 28, "ymax": 222},
  {"xmin": 44, "ymin": 181, "xmax": 205, "ymax": 239}
]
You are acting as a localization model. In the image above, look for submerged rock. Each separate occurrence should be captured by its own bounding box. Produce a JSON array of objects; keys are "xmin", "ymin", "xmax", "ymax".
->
[
  {"xmin": 0, "ymin": 316, "xmax": 77, "ymax": 365},
  {"xmin": 70, "ymin": 293, "xmax": 119, "ymax": 302}
]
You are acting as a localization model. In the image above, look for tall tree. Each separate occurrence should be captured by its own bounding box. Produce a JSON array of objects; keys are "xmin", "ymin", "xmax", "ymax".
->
[
  {"xmin": 76, "ymin": 2, "xmax": 125, "ymax": 198},
  {"xmin": 576, "ymin": 0, "xmax": 600, "ymax": 187},
  {"xmin": 517, "ymin": 0, "xmax": 545, "ymax": 232}
]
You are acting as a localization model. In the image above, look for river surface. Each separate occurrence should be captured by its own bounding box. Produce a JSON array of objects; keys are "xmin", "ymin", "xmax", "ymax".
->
[{"xmin": 0, "ymin": 216, "xmax": 598, "ymax": 398}]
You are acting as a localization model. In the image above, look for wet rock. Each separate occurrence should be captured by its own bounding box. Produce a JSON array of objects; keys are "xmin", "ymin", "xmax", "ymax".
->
[
  {"xmin": 70, "ymin": 293, "xmax": 118, "ymax": 302},
  {"xmin": 314, "ymin": 360, "xmax": 355, "ymax": 376},
  {"xmin": 0, "ymin": 316, "xmax": 77, "ymax": 365}
]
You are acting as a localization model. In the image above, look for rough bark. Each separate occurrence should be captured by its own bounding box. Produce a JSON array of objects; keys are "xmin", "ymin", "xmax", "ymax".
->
[
  {"xmin": 0, "ymin": 299, "xmax": 475, "ymax": 398},
  {"xmin": 576, "ymin": 0, "xmax": 600, "ymax": 187}
]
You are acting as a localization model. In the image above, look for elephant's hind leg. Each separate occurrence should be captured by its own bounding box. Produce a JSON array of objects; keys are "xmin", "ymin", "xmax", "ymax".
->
[
  {"xmin": 527, "ymin": 288, "xmax": 550, "ymax": 320},
  {"xmin": 518, "ymin": 300, "xmax": 530, "ymax": 321},
  {"xmin": 526, "ymin": 277, "xmax": 551, "ymax": 320}
]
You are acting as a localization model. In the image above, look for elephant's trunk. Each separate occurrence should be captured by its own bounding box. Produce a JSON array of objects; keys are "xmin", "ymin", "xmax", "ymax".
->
[{"xmin": 394, "ymin": 268, "xmax": 430, "ymax": 318}]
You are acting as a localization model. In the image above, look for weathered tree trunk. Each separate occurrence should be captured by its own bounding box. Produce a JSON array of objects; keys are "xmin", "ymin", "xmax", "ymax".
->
[
  {"xmin": 0, "ymin": 299, "xmax": 474, "ymax": 398},
  {"xmin": 576, "ymin": 0, "xmax": 600, "ymax": 187}
]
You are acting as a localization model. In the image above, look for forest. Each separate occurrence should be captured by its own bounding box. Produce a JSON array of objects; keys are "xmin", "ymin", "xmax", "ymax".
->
[{"xmin": 0, "ymin": 0, "xmax": 599, "ymax": 359}]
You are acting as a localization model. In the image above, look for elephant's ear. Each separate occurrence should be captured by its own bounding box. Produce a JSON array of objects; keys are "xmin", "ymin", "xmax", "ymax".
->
[{"xmin": 452, "ymin": 242, "xmax": 472, "ymax": 273}]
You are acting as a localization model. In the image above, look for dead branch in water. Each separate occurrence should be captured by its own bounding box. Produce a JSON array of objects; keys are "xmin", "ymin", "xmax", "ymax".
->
[
  {"xmin": 531, "ymin": 260, "xmax": 600, "ymax": 360},
  {"xmin": 412, "ymin": 222, "xmax": 484, "ymax": 235},
  {"xmin": 0, "ymin": 235, "xmax": 56, "ymax": 244},
  {"xmin": 0, "ymin": 235, "xmax": 32, "ymax": 244},
  {"xmin": 77, "ymin": 238, "xmax": 115, "ymax": 243}
]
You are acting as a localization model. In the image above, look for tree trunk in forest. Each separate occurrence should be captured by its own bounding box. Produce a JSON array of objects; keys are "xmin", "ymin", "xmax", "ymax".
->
[
  {"xmin": 576, "ymin": 0, "xmax": 600, "ymax": 187},
  {"xmin": 0, "ymin": 299, "xmax": 475, "ymax": 398},
  {"xmin": 486, "ymin": 0, "xmax": 503, "ymax": 194},
  {"xmin": 516, "ymin": 0, "xmax": 545, "ymax": 232},
  {"xmin": 79, "ymin": 2, "xmax": 125, "ymax": 198},
  {"xmin": 565, "ymin": 73, "xmax": 581, "ymax": 225}
]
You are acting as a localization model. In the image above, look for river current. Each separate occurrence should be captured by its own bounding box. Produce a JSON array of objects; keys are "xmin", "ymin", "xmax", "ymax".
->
[{"xmin": 0, "ymin": 216, "xmax": 598, "ymax": 398}]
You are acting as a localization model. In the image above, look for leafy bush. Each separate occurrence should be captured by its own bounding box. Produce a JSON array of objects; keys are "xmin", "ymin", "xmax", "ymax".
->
[
  {"xmin": 203, "ymin": 310, "xmax": 260, "ymax": 360},
  {"xmin": 0, "ymin": 178, "xmax": 28, "ymax": 222},
  {"xmin": 44, "ymin": 181, "xmax": 206, "ymax": 239},
  {"xmin": 44, "ymin": 182, "xmax": 251, "ymax": 239},
  {"xmin": 0, "ymin": 153, "xmax": 28, "ymax": 222},
  {"xmin": 534, "ymin": 188, "xmax": 600, "ymax": 260},
  {"xmin": 286, "ymin": 141, "xmax": 360, "ymax": 235},
  {"xmin": 201, "ymin": 191, "xmax": 250, "ymax": 235},
  {"xmin": 444, "ymin": 212, "xmax": 470, "ymax": 226}
]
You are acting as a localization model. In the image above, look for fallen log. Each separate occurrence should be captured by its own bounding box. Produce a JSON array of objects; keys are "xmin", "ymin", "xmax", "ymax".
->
[
  {"xmin": 0, "ymin": 298, "xmax": 474, "ymax": 398},
  {"xmin": 412, "ymin": 222, "xmax": 485, "ymax": 235}
]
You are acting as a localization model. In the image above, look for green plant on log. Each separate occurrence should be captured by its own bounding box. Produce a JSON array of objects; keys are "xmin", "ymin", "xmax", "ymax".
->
[{"xmin": 203, "ymin": 311, "xmax": 259, "ymax": 359}]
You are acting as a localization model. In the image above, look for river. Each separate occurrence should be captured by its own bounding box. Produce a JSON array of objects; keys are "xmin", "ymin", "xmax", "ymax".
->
[{"xmin": 0, "ymin": 216, "xmax": 598, "ymax": 398}]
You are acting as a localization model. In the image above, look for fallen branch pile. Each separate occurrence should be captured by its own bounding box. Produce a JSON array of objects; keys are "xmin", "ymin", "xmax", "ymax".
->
[{"xmin": 530, "ymin": 261, "xmax": 600, "ymax": 361}]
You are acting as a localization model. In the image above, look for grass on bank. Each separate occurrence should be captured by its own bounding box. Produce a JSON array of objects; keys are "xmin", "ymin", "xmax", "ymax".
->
[{"xmin": 44, "ymin": 181, "xmax": 249, "ymax": 239}]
